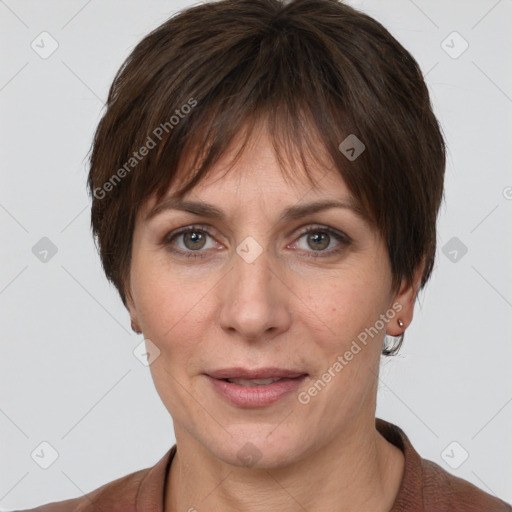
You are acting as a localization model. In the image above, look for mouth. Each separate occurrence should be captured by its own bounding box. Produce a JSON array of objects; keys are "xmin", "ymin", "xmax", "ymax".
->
[
  {"xmin": 220, "ymin": 377, "xmax": 297, "ymax": 386},
  {"xmin": 204, "ymin": 367, "xmax": 308, "ymax": 407},
  {"xmin": 206, "ymin": 367, "xmax": 307, "ymax": 380}
]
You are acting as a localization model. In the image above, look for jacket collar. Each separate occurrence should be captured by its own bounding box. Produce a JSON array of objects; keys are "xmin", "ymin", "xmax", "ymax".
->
[
  {"xmin": 136, "ymin": 444, "xmax": 177, "ymax": 511},
  {"xmin": 376, "ymin": 417, "xmax": 425, "ymax": 512}
]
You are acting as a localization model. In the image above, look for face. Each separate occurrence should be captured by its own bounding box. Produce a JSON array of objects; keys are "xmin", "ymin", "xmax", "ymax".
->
[{"xmin": 127, "ymin": 123, "xmax": 418, "ymax": 469}]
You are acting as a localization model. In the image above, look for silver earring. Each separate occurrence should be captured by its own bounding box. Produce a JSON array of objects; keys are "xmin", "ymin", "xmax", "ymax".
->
[{"xmin": 383, "ymin": 319, "xmax": 406, "ymax": 356}]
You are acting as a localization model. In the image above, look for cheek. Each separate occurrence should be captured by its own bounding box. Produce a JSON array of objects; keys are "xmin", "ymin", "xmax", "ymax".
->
[
  {"xmin": 131, "ymin": 251, "xmax": 205, "ymax": 337},
  {"xmin": 131, "ymin": 260, "xmax": 221, "ymax": 384},
  {"xmin": 296, "ymin": 275, "xmax": 386, "ymax": 419},
  {"xmin": 304, "ymin": 267, "xmax": 389, "ymax": 346}
]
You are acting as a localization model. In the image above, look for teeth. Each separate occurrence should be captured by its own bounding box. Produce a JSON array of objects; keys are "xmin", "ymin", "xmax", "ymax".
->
[{"xmin": 227, "ymin": 378, "xmax": 282, "ymax": 386}]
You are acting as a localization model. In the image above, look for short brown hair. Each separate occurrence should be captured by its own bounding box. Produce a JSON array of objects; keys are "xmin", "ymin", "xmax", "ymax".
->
[{"xmin": 87, "ymin": 0, "xmax": 445, "ymax": 354}]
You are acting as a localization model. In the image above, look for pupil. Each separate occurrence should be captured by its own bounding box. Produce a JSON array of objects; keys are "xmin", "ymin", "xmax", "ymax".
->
[
  {"xmin": 310, "ymin": 233, "xmax": 328, "ymax": 250},
  {"xmin": 187, "ymin": 232, "xmax": 204, "ymax": 248}
]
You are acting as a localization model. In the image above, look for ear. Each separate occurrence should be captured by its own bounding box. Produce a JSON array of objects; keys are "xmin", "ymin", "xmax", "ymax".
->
[
  {"xmin": 125, "ymin": 281, "xmax": 142, "ymax": 334},
  {"xmin": 386, "ymin": 258, "xmax": 425, "ymax": 337}
]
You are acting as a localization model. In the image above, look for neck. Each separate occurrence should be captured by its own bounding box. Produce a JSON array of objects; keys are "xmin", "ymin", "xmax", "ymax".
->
[{"xmin": 165, "ymin": 417, "xmax": 404, "ymax": 512}]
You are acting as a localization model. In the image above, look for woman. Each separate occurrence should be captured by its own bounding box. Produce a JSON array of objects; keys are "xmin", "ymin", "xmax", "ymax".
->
[{"xmin": 17, "ymin": 0, "xmax": 511, "ymax": 510}]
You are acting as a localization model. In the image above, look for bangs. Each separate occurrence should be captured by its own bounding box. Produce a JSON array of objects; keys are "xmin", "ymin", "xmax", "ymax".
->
[{"xmin": 127, "ymin": 21, "xmax": 376, "ymax": 226}]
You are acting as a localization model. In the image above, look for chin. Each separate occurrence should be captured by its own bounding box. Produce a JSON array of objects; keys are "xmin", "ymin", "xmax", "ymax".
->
[{"xmin": 204, "ymin": 424, "xmax": 307, "ymax": 470}]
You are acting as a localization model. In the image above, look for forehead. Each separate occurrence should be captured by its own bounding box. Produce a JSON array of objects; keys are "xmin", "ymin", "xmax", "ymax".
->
[{"xmin": 141, "ymin": 123, "xmax": 358, "ymax": 221}]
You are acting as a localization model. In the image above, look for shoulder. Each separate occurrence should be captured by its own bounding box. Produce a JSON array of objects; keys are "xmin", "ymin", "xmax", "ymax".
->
[
  {"xmin": 420, "ymin": 457, "xmax": 512, "ymax": 512},
  {"xmin": 376, "ymin": 418, "xmax": 512, "ymax": 512},
  {"xmin": 12, "ymin": 446, "xmax": 176, "ymax": 512},
  {"xmin": 12, "ymin": 468, "xmax": 147, "ymax": 512}
]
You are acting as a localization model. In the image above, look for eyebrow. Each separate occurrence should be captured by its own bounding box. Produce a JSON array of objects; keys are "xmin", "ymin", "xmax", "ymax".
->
[{"xmin": 145, "ymin": 197, "xmax": 368, "ymax": 224}]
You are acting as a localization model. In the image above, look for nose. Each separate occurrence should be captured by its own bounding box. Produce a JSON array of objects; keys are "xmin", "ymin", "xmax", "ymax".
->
[{"xmin": 218, "ymin": 242, "xmax": 292, "ymax": 343}]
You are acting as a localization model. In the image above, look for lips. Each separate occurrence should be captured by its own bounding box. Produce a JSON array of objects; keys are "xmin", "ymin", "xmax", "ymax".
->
[
  {"xmin": 226, "ymin": 377, "xmax": 282, "ymax": 386},
  {"xmin": 205, "ymin": 369, "xmax": 308, "ymax": 407},
  {"xmin": 206, "ymin": 367, "xmax": 307, "ymax": 380}
]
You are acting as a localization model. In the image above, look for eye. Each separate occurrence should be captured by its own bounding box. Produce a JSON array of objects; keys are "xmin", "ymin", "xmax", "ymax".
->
[
  {"xmin": 291, "ymin": 225, "xmax": 351, "ymax": 258},
  {"xmin": 162, "ymin": 225, "xmax": 220, "ymax": 259},
  {"xmin": 161, "ymin": 224, "xmax": 351, "ymax": 259}
]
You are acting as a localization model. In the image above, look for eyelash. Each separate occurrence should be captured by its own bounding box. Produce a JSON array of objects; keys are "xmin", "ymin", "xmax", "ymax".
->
[{"xmin": 161, "ymin": 224, "xmax": 351, "ymax": 260}]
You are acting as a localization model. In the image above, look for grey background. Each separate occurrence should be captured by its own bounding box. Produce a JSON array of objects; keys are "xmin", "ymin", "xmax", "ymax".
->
[{"xmin": 1, "ymin": 0, "xmax": 511, "ymax": 509}]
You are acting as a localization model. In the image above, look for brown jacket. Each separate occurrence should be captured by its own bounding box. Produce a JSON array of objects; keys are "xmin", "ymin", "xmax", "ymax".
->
[{"xmin": 14, "ymin": 418, "xmax": 512, "ymax": 511}]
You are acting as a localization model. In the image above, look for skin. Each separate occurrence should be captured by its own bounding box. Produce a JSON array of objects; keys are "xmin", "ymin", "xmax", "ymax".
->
[{"xmin": 126, "ymin": 121, "xmax": 424, "ymax": 512}]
